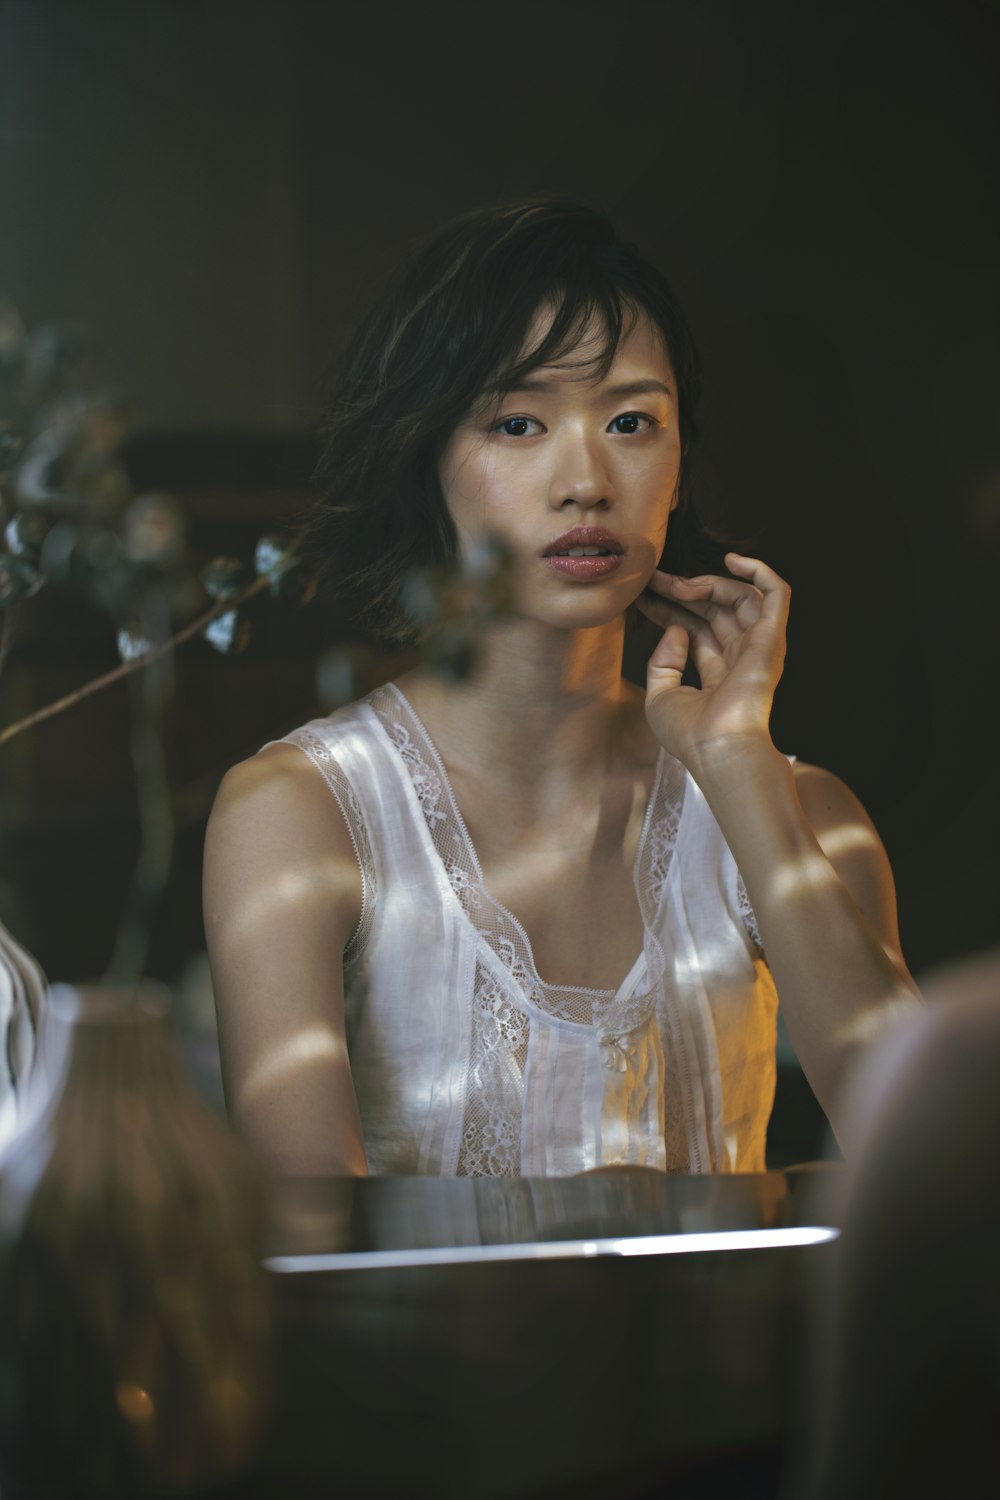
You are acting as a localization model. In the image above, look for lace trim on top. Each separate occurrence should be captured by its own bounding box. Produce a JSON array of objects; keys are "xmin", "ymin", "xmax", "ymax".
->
[
  {"xmin": 735, "ymin": 873, "xmax": 765, "ymax": 959},
  {"xmin": 371, "ymin": 684, "xmax": 684, "ymax": 1029},
  {"xmin": 460, "ymin": 957, "xmax": 530, "ymax": 1177},
  {"xmin": 372, "ymin": 685, "xmax": 692, "ymax": 1177},
  {"xmin": 285, "ymin": 727, "xmax": 376, "ymax": 963}
]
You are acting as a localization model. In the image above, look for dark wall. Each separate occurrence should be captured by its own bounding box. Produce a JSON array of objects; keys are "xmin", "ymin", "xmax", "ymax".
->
[{"xmin": 1, "ymin": 0, "xmax": 998, "ymax": 986}]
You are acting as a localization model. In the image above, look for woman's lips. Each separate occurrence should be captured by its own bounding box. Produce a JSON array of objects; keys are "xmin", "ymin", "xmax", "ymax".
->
[
  {"xmin": 541, "ymin": 526, "xmax": 624, "ymax": 581},
  {"xmin": 543, "ymin": 553, "xmax": 623, "ymax": 579}
]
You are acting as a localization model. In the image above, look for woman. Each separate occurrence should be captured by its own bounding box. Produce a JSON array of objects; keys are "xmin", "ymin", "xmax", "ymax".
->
[{"xmin": 204, "ymin": 200, "xmax": 921, "ymax": 1179}]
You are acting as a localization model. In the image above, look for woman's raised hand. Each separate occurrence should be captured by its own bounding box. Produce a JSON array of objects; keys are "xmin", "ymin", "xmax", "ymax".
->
[{"xmin": 638, "ymin": 553, "xmax": 791, "ymax": 774}]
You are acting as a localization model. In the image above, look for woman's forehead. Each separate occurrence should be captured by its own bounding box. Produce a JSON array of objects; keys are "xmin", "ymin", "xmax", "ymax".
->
[{"xmin": 511, "ymin": 306, "xmax": 675, "ymax": 388}]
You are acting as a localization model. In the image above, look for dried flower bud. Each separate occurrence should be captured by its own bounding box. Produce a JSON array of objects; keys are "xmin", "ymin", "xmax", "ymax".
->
[
  {"xmin": 396, "ymin": 532, "xmax": 514, "ymax": 680},
  {"xmin": 0, "ymin": 298, "xmax": 26, "ymax": 383},
  {"xmin": 23, "ymin": 319, "xmax": 93, "ymax": 405},
  {"xmin": 201, "ymin": 557, "xmax": 248, "ymax": 601},
  {"xmin": 116, "ymin": 628, "xmax": 154, "ymax": 663},
  {"xmin": 254, "ymin": 535, "xmax": 315, "ymax": 605},
  {"xmin": 420, "ymin": 626, "xmax": 478, "ymax": 683},
  {"xmin": 203, "ymin": 608, "xmax": 250, "ymax": 655},
  {"xmin": 5, "ymin": 511, "xmax": 49, "ymax": 560},
  {"xmin": 397, "ymin": 568, "xmax": 439, "ymax": 629},
  {"xmin": 315, "ymin": 647, "xmax": 357, "ymax": 710},
  {"xmin": 123, "ymin": 493, "xmax": 186, "ymax": 570},
  {"xmin": 38, "ymin": 521, "xmax": 80, "ymax": 585},
  {"xmin": 0, "ymin": 420, "xmax": 24, "ymax": 473},
  {"xmin": 13, "ymin": 429, "xmax": 66, "ymax": 507},
  {"xmin": 0, "ymin": 553, "xmax": 43, "ymax": 608}
]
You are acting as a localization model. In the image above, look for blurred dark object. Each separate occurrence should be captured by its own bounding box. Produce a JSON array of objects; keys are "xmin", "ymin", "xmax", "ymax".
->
[
  {"xmin": 0, "ymin": 298, "xmax": 313, "ymax": 702},
  {"xmin": 258, "ymin": 1167, "xmax": 837, "ymax": 1500},
  {"xmin": 0, "ymin": 982, "xmax": 273, "ymax": 1497},
  {"xmin": 315, "ymin": 639, "xmax": 417, "ymax": 713},
  {"xmin": 0, "ymin": 312, "xmax": 318, "ymax": 1000},
  {"xmin": 785, "ymin": 948, "xmax": 1000, "ymax": 1498},
  {"xmin": 0, "ymin": 552, "xmax": 41, "ymax": 606},
  {"xmin": 396, "ymin": 531, "xmax": 515, "ymax": 684},
  {"xmin": 0, "ymin": 432, "xmax": 327, "ymax": 988},
  {"xmin": 766, "ymin": 1060, "xmax": 836, "ymax": 1170}
]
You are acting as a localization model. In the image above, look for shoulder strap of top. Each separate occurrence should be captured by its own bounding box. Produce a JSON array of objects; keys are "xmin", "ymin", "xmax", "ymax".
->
[{"xmin": 272, "ymin": 710, "xmax": 379, "ymax": 962}]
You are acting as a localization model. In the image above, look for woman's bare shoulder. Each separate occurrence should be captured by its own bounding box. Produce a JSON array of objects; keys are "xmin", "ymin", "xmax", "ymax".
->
[
  {"xmin": 204, "ymin": 740, "xmax": 364, "ymax": 978},
  {"xmin": 205, "ymin": 741, "xmax": 361, "ymax": 901},
  {"xmin": 790, "ymin": 759, "xmax": 905, "ymax": 959},
  {"xmin": 790, "ymin": 760, "xmax": 886, "ymax": 844},
  {"xmin": 211, "ymin": 741, "xmax": 331, "ymax": 818}
]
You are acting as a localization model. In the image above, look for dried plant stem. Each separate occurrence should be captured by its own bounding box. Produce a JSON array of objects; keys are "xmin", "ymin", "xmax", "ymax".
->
[
  {"xmin": 0, "ymin": 569, "xmax": 277, "ymax": 748},
  {"xmin": 105, "ymin": 658, "xmax": 174, "ymax": 986}
]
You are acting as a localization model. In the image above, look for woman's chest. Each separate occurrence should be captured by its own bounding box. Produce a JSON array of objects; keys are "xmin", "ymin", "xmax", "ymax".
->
[{"xmin": 464, "ymin": 815, "xmax": 650, "ymax": 994}]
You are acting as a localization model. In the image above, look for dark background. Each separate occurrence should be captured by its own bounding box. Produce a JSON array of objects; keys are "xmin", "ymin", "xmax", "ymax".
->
[{"xmin": 1, "ymin": 0, "xmax": 998, "ymax": 1155}]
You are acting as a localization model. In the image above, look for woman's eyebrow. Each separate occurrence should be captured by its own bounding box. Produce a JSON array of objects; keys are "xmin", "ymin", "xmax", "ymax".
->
[
  {"xmin": 604, "ymin": 378, "xmax": 673, "ymax": 399},
  {"xmin": 501, "ymin": 377, "xmax": 673, "ymax": 398}
]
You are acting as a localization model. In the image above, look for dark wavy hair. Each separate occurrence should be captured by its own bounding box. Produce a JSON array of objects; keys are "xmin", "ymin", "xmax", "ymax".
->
[{"xmin": 304, "ymin": 199, "xmax": 723, "ymax": 642}]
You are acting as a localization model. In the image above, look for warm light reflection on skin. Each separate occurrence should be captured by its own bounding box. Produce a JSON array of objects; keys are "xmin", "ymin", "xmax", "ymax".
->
[
  {"xmin": 768, "ymin": 831, "xmax": 896, "ymax": 925},
  {"xmin": 226, "ymin": 860, "xmax": 346, "ymax": 940},
  {"xmin": 239, "ymin": 1026, "xmax": 349, "ymax": 1114},
  {"xmin": 833, "ymin": 997, "xmax": 925, "ymax": 1051},
  {"xmin": 808, "ymin": 819, "xmax": 881, "ymax": 862},
  {"xmin": 769, "ymin": 849, "xmax": 847, "ymax": 905},
  {"xmin": 750, "ymin": 813, "xmax": 923, "ymax": 1071}
]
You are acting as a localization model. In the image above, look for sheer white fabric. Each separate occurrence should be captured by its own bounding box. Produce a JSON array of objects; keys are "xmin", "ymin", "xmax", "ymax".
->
[
  {"xmin": 281, "ymin": 684, "xmax": 778, "ymax": 1176},
  {"xmin": 0, "ymin": 918, "xmax": 45, "ymax": 1153}
]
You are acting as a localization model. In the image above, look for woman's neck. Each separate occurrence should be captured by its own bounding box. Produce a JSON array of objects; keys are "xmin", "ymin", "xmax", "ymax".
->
[{"xmin": 397, "ymin": 616, "xmax": 652, "ymax": 795}]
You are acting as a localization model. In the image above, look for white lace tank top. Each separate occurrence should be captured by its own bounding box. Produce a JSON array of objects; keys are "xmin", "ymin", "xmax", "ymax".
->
[{"xmin": 279, "ymin": 684, "xmax": 778, "ymax": 1176}]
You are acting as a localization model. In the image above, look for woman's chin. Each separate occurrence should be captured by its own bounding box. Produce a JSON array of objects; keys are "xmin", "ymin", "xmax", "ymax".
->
[{"xmin": 507, "ymin": 589, "xmax": 636, "ymax": 634}]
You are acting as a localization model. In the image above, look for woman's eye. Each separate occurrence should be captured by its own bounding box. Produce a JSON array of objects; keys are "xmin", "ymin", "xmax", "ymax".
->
[
  {"xmin": 495, "ymin": 416, "xmax": 539, "ymax": 437},
  {"xmin": 608, "ymin": 412, "xmax": 654, "ymax": 435}
]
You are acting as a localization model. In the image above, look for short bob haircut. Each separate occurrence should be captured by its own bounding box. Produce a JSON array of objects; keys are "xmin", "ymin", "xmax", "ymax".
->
[{"xmin": 304, "ymin": 198, "xmax": 724, "ymax": 643}]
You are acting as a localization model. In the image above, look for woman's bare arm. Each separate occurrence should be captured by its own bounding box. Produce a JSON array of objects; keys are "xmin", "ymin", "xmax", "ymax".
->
[
  {"xmin": 203, "ymin": 743, "xmax": 368, "ymax": 1177},
  {"xmin": 693, "ymin": 743, "xmax": 920, "ymax": 1150},
  {"xmin": 640, "ymin": 555, "xmax": 922, "ymax": 1151}
]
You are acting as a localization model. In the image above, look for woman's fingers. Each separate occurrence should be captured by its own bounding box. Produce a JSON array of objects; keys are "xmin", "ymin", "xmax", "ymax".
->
[
  {"xmin": 642, "ymin": 589, "xmax": 739, "ymax": 655},
  {"xmin": 636, "ymin": 588, "xmax": 730, "ymax": 658},
  {"xmin": 642, "ymin": 553, "xmax": 789, "ymax": 689},
  {"xmin": 644, "ymin": 556, "xmax": 790, "ymax": 755},
  {"xmin": 640, "ymin": 596, "xmax": 727, "ymax": 687},
  {"xmin": 646, "ymin": 622, "xmax": 690, "ymax": 691},
  {"xmin": 645, "ymin": 569, "xmax": 759, "ymax": 638},
  {"xmin": 721, "ymin": 552, "xmax": 791, "ymax": 627},
  {"xmin": 645, "ymin": 556, "xmax": 788, "ymax": 646}
]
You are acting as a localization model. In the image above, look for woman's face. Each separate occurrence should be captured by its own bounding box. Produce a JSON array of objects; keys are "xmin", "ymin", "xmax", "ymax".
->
[{"xmin": 438, "ymin": 309, "xmax": 682, "ymax": 630}]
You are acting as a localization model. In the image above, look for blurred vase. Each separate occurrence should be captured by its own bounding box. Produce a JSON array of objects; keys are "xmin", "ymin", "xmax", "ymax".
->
[
  {"xmin": 0, "ymin": 917, "xmax": 46, "ymax": 1153},
  {"xmin": 0, "ymin": 981, "xmax": 273, "ymax": 1497}
]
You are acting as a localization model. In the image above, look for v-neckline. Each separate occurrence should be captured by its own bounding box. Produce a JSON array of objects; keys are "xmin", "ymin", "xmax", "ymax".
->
[{"xmin": 375, "ymin": 682, "xmax": 666, "ymax": 1005}]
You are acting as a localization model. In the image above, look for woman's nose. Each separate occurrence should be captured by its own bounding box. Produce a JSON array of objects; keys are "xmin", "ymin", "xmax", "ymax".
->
[{"xmin": 546, "ymin": 430, "xmax": 613, "ymax": 511}]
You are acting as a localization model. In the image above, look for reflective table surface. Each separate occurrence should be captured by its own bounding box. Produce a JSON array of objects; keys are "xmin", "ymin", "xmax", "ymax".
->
[
  {"xmin": 266, "ymin": 1163, "xmax": 838, "ymax": 1267},
  {"xmin": 259, "ymin": 1168, "xmax": 841, "ymax": 1499}
]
